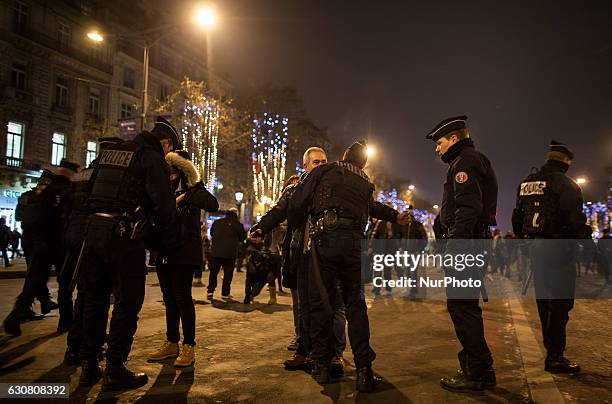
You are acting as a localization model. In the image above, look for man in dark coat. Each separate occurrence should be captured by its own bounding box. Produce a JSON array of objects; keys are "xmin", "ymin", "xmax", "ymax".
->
[
  {"xmin": 512, "ymin": 140, "xmax": 591, "ymax": 374},
  {"xmin": 207, "ymin": 209, "xmax": 247, "ymax": 299},
  {"xmin": 426, "ymin": 116, "xmax": 498, "ymax": 392}
]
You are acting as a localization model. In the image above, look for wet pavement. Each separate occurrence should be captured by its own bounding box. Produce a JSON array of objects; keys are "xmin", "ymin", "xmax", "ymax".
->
[{"xmin": 0, "ymin": 267, "xmax": 610, "ymax": 403}]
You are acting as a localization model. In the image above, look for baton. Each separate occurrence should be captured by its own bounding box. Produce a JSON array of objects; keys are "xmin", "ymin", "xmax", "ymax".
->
[
  {"xmin": 69, "ymin": 240, "xmax": 86, "ymax": 293},
  {"xmin": 521, "ymin": 268, "xmax": 533, "ymax": 296}
]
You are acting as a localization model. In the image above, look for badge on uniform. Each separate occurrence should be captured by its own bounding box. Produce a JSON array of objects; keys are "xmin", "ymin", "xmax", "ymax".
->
[{"xmin": 455, "ymin": 171, "xmax": 468, "ymax": 183}]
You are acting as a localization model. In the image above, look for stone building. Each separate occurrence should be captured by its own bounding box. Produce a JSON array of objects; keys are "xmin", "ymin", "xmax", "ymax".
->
[{"xmin": 0, "ymin": 0, "xmax": 230, "ymax": 229}]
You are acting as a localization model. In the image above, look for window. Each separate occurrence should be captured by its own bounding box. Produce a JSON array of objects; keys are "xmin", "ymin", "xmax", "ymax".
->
[
  {"xmin": 6, "ymin": 121, "xmax": 24, "ymax": 160},
  {"xmin": 57, "ymin": 22, "xmax": 71, "ymax": 47},
  {"xmin": 123, "ymin": 67, "xmax": 135, "ymax": 89},
  {"xmin": 88, "ymin": 89, "xmax": 100, "ymax": 116},
  {"xmin": 86, "ymin": 141, "xmax": 97, "ymax": 166},
  {"xmin": 55, "ymin": 77, "xmax": 69, "ymax": 107},
  {"xmin": 11, "ymin": 63, "xmax": 26, "ymax": 90},
  {"xmin": 120, "ymin": 102, "xmax": 133, "ymax": 119},
  {"xmin": 51, "ymin": 132, "xmax": 66, "ymax": 165},
  {"xmin": 13, "ymin": 1, "xmax": 28, "ymax": 28}
]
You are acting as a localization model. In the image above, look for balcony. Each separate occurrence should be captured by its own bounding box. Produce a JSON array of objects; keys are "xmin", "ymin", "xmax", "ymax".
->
[
  {"xmin": 1, "ymin": 87, "xmax": 35, "ymax": 104},
  {"xmin": 0, "ymin": 156, "xmax": 42, "ymax": 172},
  {"xmin": 51, "ymin": 103, "xmax": 73, "ymax": 117}
]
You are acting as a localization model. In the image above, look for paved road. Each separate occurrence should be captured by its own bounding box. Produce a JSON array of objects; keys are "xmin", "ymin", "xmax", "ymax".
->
[{"xmin": 0, "ymin": 269, "xmax": 610, "ymax": 403}]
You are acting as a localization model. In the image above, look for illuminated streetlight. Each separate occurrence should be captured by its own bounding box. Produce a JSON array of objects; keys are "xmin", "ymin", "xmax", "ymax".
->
[
  {"xmin": 576, "ymin": 177, "xmax": 587, "ymax": 185},
  {"xmin": 87, "ymin": 31, "xmax": 104, "ymax": 42},
  {"xmin": 235, "ymin": 191, "xmax": 244, "ymax": 203},
  {"xmin": 195, "ymin": 6, "xmax": 216, "ymax": 28},
  {"xmin": 366, "ymin": 146, "xmax": 376, "ymax": 158},
  {"xmin": 408, "ymin": 184, "xmax": 416, "ymax": 191},
  {"xmin": 433, "ymin": 204, "xmax": 439, "ymax": 209}
]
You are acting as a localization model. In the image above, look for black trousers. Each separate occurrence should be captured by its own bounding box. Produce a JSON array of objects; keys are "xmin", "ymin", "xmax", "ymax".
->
[
  {"xmin": 157, "ymin": 264, "xmax": 197, "ymax": 346},
  {"xmin": 10, "ymin": 239, "xmax": 55, "ymax": 320},
  {"xmin": 296, "ymin": 252, "xmax": 311, "ymax": 357},
  {"xmin": 207, "ymin": 257, "xmax": 235, "ymax": 296},
  {"xmin": 446, "ymin": 298, "xmax": 493, "ymax": 376},
  {"xmin": 80, "ymin": 217, "xmax": 146, "ymax": 365},
  {"xmin": 536, "ymin": 299, "xmax": 574, "ymax": 358},
  {"xmin": 309, "ymin": 230, "xmax": 375, "ymax": 368},
  {"xmin": 1, "ymin": 245, "xmax": 9, "ymax": 266}
]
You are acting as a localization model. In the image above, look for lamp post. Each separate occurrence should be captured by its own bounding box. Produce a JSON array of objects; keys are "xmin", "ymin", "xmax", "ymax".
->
[
  {"xmin": 86, "ymin": 5, "xmax": 216, "ymax": 130},
  {"xmin": 235, "ymin": 191, "xmax": 244, "ymax": 223}
]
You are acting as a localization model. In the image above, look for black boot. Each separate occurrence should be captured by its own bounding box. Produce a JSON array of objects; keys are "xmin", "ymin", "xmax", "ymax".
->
[
  {"xmin": 545, "ymin": 355, "xmax": 580, "ymax": 373},
  {"xmin": 330, "ymin": 356, "xmax": 345, "ymax": 378},
  {"xmin": 103, "ymin": 363, "xmax": 148, "ymax": 390},
  {"xmin": 312, "ymin": 362, "xmax": 331, "ymax": 384},
  {"xmin": 40, "ymin": 299, "xmax": 58, "ymax": 315},
  {"xmin": 356, "ymin": 365, "xmax": 382, "ymax": 392},
  {"xmin": 440, "ymin": 370, "xmax": 484, "ymax": 392},
  {"xmin": 64, "ymin": 346, "xmax": 80, "ymax": 366},
  {"xmin": 79, "ymin": 360, "xmax": 102, "ymax": 386},
  {"xmin": 455, "ymin": 368, "xmax": 496, "ymax": 388}
]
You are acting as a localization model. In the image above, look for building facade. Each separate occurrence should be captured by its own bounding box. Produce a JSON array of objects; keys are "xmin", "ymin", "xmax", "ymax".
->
[{"xmin": 0, "ymin": 0, "xmax": 229, "ymax": 229}]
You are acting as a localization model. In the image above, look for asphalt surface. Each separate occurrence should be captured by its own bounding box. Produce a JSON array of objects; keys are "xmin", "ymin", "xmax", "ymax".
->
[{"xmin": 0, "ymin": 263, "xmax": 610, "ymax": 403}]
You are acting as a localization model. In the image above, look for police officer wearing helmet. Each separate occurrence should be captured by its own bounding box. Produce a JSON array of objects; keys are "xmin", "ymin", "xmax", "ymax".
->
[
  {"xmin": 426, "ymin": 116, "xmax": 498, "ymax": 392},
  {"xmin": 61, "ymin": 137, "xmax": 123, "ymax": 364},
  {"xmin": 512, "ymin": 140, "xmax": 590, "ymax": 374},
  {"xmin": 289, "ymin": 140, "xmax": 409, "ymax": 392},
  {"xmin": 78, "ymin": 117, "xmax": 180, "ymax": 389}
]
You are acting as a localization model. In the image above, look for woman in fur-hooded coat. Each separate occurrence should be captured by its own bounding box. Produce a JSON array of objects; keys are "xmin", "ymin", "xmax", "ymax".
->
[{"xmin": 148, "ymin": 150, "xmax": 218, "ymax": 366}]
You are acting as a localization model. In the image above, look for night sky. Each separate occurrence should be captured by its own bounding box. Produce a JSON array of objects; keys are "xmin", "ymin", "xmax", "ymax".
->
[{"xmin": 203, "ymin": 0, "xmax": 612, "ymax": 230}]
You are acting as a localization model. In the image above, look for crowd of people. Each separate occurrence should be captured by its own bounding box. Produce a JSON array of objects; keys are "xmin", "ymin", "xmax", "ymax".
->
[{"xmin": 1, "ymin": 114, "xmax": 610, "ymax": 395}]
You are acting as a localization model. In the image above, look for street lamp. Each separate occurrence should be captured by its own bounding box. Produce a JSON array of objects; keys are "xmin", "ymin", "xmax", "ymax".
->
[
  {"xmin": 86, "ymin": 6, "xmax": 216, "ymax": 130},
  {"xmin": 194, "ymin": 6, "xmax": 216, "ymax": 28},
  {"xmin": 408, "ymin": 184, "xmax": 416, "ymax": 191},
  {"xmin": 433, "ymin": 204, "xmax": 439, "ymax": 209},
  {"xmin": 576, "ymin": 177, "xmax": 587, "ymax": 185},
  {"xmin": 235, "ymin": 191, "xmax": 244, "ymax": 204},
  {"xmin": 366, "ymin": 146, "xmax": 376, "ymax": 158}
]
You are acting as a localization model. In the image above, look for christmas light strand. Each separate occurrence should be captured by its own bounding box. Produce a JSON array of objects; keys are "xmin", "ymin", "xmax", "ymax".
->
[{"xmin": 251, "ymin": 113, "xmax": 288, "ymax": 205}]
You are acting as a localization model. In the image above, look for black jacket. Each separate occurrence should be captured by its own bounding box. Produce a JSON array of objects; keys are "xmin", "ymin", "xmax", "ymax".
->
[
  {"xmin": 440, "ymin": 138, "xmax": 498, "ymax": 238},
  {"xmin": 210, "ymin": 215, "xmax": 247, "ymax": 259},
  {"xmin": 157, "ymin": 182, "xmax": 219, "ymax": 266},
  {"xmin": 512, "ymin": 159, "xmax": 591, "ymax": 239}
]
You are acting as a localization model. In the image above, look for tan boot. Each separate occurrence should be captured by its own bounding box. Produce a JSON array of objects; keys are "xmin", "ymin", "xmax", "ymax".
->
[
  {"xmin": 148, "ymin": 340, "xmax": 179, "ymax": 361},
  {"xmin": 174, "ymin": 344, "xmax": 195, "ymax": 367},
  {"xmin": 268, "ymin": 286, "xmax": 277, "ymax": 305}
]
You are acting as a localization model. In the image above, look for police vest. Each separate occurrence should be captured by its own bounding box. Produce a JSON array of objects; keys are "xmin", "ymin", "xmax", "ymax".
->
[
  {"xmin": 88, "ymin": 140, "xmax": 146, "ymax": 214},
  {"xmin": 70, "ymin": 167, "xmax": 95, "ymax": 215},
  {"xmin": 516, "ymin": 170, "xmax": 563, "ymax": 236},
  {"xmin": 312, "ymin": 161, "xmax": 374, "ymax": 225}
]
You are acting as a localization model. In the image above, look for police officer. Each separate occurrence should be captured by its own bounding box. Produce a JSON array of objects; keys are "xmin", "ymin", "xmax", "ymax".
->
[
  {"xmin": 512, "ymin": 140, "xmax": 590, "ymax": 373},
  {"xmin": 2, "ymin": 160, "xmax": 77, "ymax": 336},
  {"xmin": 78, "ymin": 117, "xmax": 180, "ymax": 389},
  {"xmin": 426, "ymin": 116, "xmax": 498, "ymax": 391},
  {"xmin": 61, "ymin": 137, "xmax": 123, "ymax": 363},
  {"xmin": 289, "ymin": 140, "xmax": 409, "ymax": 392}
]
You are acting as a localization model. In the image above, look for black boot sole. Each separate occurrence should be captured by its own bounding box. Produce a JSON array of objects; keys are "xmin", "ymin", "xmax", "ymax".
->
[{"xmin": 103, "ymin": 377, "xmax": 148, "ymax": 391}]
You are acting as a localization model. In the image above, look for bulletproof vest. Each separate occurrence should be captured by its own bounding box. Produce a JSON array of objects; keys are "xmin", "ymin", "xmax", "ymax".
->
[
  {"xmin": 516, "ymin": 170, "xmax": 562, "ymax": 235},
  {"xmin": 15, "ymin": 190, "xmax": 43, "ymax": 226},
  {"xmin": 312, "ymin": 161, "xmax": 373, "ymax": 225},
  {"xmin": 70, "ymin": 167, "xmax": 95, "ymax": 215},
  {"xmin": 88, "ymin": 140, "xmax": 146, "ymax": 213}
]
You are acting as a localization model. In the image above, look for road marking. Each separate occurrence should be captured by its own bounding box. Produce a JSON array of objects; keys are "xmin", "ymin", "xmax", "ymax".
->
[{"xmin": 508, "ymin": 298, "xmax": 565, "ymax": 404}]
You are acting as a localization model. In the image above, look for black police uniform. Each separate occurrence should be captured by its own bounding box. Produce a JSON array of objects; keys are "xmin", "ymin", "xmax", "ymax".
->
[
  {"xmin": 78, "ymin": 122, "xmax": 179, "ymax": 388},
  {"xmin": 3, "ymin": 168, "xmax": 73, "ymax": 336},
  {"xmin": 427, "ymin": 116, "xmax": 498, "ymax": 390},
  {"xmin": 289, "ymin": 154, "xmax": 398, "ymax": 390},
  {"xmin": 61, "ymin": 138, "xmax": 122, "ymax": 362},
  {"xmin": 512, "ymin": 141, "xmax": 590, "ymax": 373}
]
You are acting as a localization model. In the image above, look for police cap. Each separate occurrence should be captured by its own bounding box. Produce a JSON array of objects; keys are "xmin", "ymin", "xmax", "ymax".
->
[
  {"xmin": 59, "ymin": 158, "xmax": 80, "ymax": 173},
  {"xmin": 426, "ymin": 115, "xmax": 468, "ymax": 142},
  {"xmin": 549, "ymin": 140, "xmax": 574, "ymax": 160},
  {"xmin": 97, "ymin": 136, "xmax": 123, "ymax": 147},
  {"xmin": 343, "ymin": 139, "xmax": 368, "ymax": 168},
  {"xmin": 152, "ymin": 116, "xmax": 182, "ymax": 150}
]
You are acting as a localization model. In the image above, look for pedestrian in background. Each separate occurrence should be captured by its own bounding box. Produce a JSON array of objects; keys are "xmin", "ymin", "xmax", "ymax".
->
[
  {"xmin": 207, "ymin": 208, "xmax": 246, "ymax": 300},
  {"xmin": 0, "ymin": 217, "xmax": 12, "ymax": 267}
]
